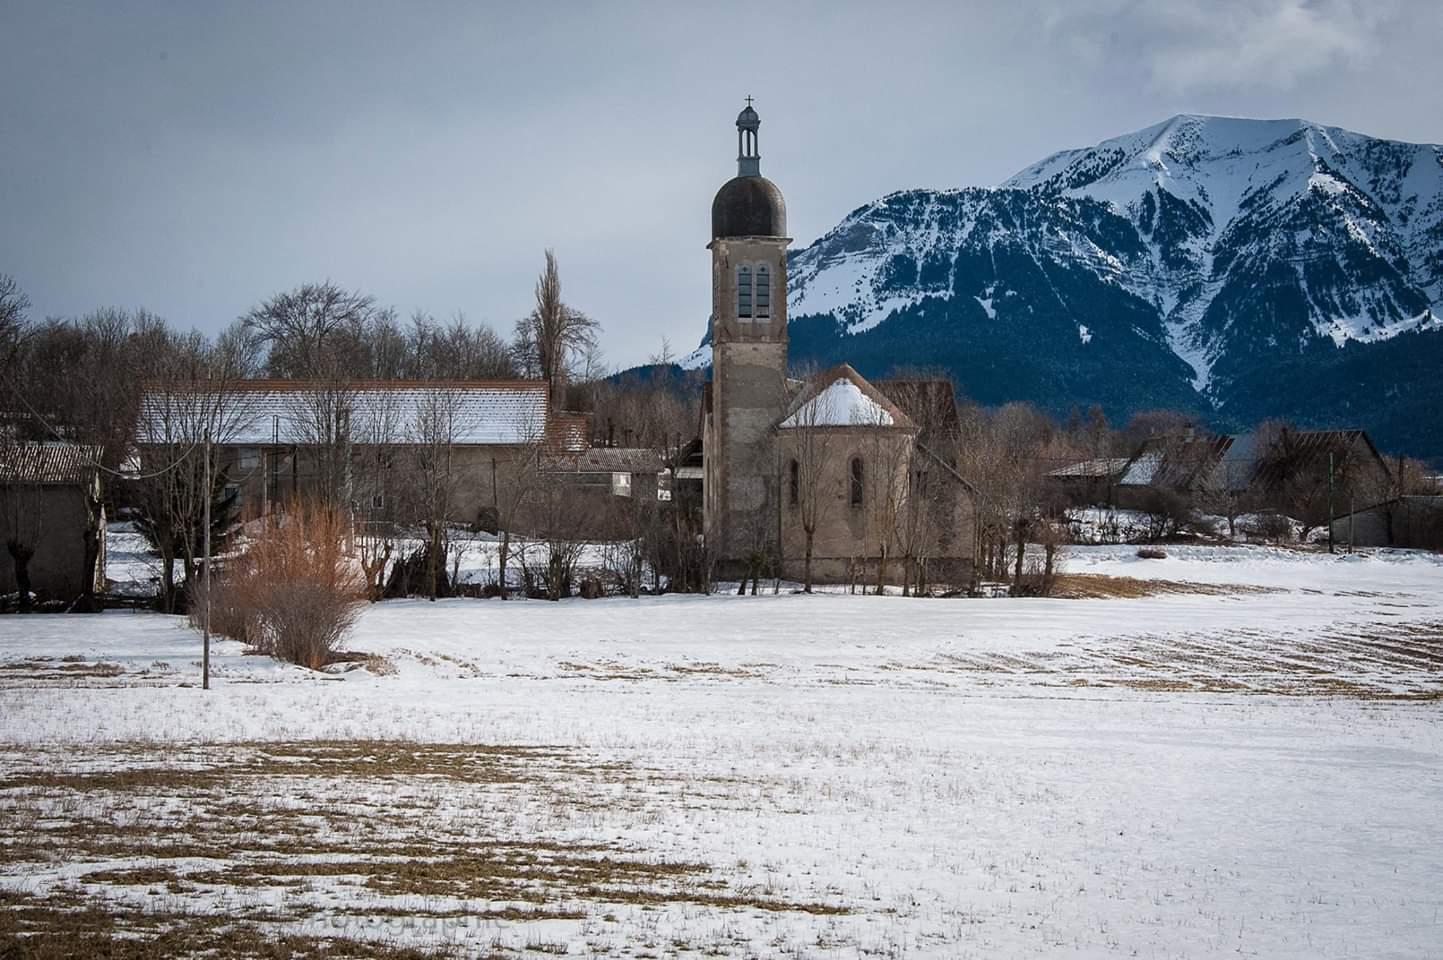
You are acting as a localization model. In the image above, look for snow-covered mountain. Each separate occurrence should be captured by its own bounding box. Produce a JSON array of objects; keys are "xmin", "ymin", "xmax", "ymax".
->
[{"xmin": 688, "ymin": 115, "xmax": 1443, "ymax": 459}]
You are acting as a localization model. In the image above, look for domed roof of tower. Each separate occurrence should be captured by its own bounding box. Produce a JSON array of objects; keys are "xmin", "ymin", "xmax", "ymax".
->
[
  {"xmin": 712, "ymin": 175, "xmax": 786, "ymax": 239},
  {"xmin": 712, "ymin": 99, "xmax": 785, "ymax": 239}
]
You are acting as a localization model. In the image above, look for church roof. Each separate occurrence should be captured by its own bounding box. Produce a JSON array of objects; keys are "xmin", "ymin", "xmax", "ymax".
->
[{"xmin": 777, "ymin": 364, "xmax": 913, "ymax": 431}]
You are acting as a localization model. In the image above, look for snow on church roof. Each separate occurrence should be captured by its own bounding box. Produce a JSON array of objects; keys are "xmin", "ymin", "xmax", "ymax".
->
[{"xmin": 778, "ymin": 373, "xmax": 899, "ymax": 429}]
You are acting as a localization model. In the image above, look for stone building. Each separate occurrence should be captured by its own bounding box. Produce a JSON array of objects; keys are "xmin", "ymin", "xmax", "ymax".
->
[{"xmin": 701, "ymin": 103, "xmax": 977, "ymax": 584}]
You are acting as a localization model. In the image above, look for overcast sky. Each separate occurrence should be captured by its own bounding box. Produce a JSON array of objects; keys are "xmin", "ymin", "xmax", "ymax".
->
[{"xmin": 3, "ymin": 0, "xmax": 1439, "ymax": 368}]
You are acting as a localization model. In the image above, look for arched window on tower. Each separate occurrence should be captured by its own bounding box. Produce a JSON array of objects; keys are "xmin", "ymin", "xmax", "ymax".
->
[
  {"xmin": 788, "ymin": 458, "xmax": 799, "ymax": 506},
  {"xmin": 850, "ymin": 457, "xmax": 864, "ymax": 508},
  {"xmin": 755, "ymin": 264, "xmax": 770, "ymax": 318},
  {"xmin": 737, "ymin": 265, "xmax": 753, "ymax": 319}
]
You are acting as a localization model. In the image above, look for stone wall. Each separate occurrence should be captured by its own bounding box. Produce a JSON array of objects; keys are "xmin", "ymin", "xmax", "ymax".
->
[{"xmin": 776, "ymin": 425, "xmax": 976, "ymax": 586}]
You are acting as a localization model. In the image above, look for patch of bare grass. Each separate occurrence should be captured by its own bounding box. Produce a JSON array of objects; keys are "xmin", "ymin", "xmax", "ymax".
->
[{"xmin": 1050, "ymin": 574, "xmax": 1279, "ymax": 599}]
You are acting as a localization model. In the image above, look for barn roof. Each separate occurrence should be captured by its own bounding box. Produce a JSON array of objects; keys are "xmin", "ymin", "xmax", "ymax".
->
[
  {"xmin": 137, "ymin": 381, "xmax": 550, "ymax": 447},
  {"xmin": 0, "ymin": 441, "xmax": 103, "ymax": 485}
]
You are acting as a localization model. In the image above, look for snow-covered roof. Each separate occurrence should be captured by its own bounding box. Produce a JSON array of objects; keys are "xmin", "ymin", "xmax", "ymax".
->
[
  {"xmin": 778, "ymin": 365, "xmax": 911, "ymax": 430},
  {"xmin": 137, "ymin": 382, "xmax": 549, "ymax": 446},
  {"xmin": 543, "ymin": 447, "xmax": 664, "ymax": 474},
  {"xmin": 1049, "ymin": 458, "xmax": 1129, "ymax": 479}
]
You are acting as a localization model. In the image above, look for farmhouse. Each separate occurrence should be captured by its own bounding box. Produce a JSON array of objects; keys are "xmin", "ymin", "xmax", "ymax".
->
[{"xmin": 135, "ymin": 380, "xmax": 583, "ymax": 528}]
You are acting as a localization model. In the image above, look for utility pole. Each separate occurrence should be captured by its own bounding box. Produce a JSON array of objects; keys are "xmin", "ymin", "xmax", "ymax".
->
[
  {"xmin": 1327, "ymin": 450, "xmax": 1335, "ymax": 555},
  {"xmin": 202, "ymin": 425, "xmax": 212, "ymax": 690}
]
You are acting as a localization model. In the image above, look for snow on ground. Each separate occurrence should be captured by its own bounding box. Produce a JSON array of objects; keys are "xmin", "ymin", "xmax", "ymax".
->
[
  {"xmin": 103, "ymin": 520, "xmax": 167, "ymax": 596},
  {"xmin": 2, "ymin": 545, "xmax": 1441, "ymax": 957}
]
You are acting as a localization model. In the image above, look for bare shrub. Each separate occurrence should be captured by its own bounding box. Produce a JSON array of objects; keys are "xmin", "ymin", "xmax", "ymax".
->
[
  {"xmin": 1136, "ymin": 486, "xmax": 1196, "ymax": 542},
  {"xmin": 1251, "ymin": 512, "xmax": 1294, "ymax": 543},
  {"xmin": 207, "ymin": 503, "xmax": 364, "ymax": 669},
  {"xmin": 1136, "ymin": 547, "xmax": 1167, "ymax": 560}
]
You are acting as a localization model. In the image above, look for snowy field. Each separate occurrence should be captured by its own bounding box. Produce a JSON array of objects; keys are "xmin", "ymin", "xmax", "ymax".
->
[{"xmin": 2, "ymin": 545, "xmax": 1441, "ymax": 957}]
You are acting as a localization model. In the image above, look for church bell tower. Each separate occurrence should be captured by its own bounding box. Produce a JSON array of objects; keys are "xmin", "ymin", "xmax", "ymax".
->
[{"xmin": 704, "ymin": 99, "xmax": 791, "ymax": 574}]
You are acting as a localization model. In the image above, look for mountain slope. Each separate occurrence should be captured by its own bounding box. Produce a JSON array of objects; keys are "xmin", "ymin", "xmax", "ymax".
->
[{"xmin": 687, "ymin": 115, "xmax": 1443, "ymax": 459}]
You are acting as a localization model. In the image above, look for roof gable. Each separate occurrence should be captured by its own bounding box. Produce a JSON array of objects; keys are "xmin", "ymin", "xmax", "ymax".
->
[{"xmin": 777, "ymin": 364, "xmax": 913, "ymax": 431}]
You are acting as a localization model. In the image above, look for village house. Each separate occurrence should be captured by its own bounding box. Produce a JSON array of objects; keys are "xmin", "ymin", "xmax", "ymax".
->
[
  {"xmin": 0, "ymin": 440, "xmax": 106, "ymax": 606},
  {"xmin": 1107, "ymin": 426, "xmax": 1393, "ymax": 523}
]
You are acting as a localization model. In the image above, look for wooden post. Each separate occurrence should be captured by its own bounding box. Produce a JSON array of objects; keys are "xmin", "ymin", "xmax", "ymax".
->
[{"xmin": 202, "ymin": 426, "xmax": 211, "ymax": 691}]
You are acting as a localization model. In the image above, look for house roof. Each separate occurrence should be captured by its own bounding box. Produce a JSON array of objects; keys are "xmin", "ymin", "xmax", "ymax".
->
[
  {"xmin": 543, "ymin": 447, "xmax": 664, "ymax": 474},
  {"xmin": 0, "ymin": 441, "xmax": 102, "ymax": 485},
  {"xmin": 1118, "ymin": 428, "xmax": 1387, "ymax": 493},
  {"xmin": 777, "ymin": 364, "xmax": 913, "ymax": 431},
  {"xmin": 1248, "ymin": 429, "xmax": 1385, "ymax": 491},
  {"xmin": 137, "ymin": 381, "xmax": 550, "ymax": 447},
  {"xmin": 546, "ymin": 413, "xmax": 590, "ymax": 453},
  {"xmin": 1048, "ymin": 457, "xmax": 1130, "ymax": 479},
  {"xmin": 1119, "ymin": 434, "xmax": 1233, "ymax": 488}
]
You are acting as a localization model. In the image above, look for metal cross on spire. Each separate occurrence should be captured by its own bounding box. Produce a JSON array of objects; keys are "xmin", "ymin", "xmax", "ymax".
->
[{"xmin": 745, "ymin": 95, "xmax": 754, "ymax": 107}]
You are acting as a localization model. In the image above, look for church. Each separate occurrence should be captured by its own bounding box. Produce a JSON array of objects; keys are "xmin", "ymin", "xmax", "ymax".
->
[{"xmin": 699, "ymin": 102, "xmax": 978, "ymax": 588}]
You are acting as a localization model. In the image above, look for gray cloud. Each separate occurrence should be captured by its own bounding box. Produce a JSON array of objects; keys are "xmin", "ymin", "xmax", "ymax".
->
[
  {"xmin": 1045, "ymin": 0, "xmax": 1395, "ymax": 93},
  {"xmin": 2, "ymin": 0, "xmax": 1438, "ymax": 368}
]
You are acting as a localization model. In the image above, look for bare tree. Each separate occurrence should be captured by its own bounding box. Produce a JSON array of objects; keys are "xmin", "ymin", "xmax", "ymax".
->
[
  {"xmin": 0, "ymin": 440, "xmax": 43, "ymax": 610},
  {"xmin": 407, "ymin": 311, "xmax": 517, "ymax": 380},
  {"xmin": 404, "ymin": 386, "xmax": 463, "ymax": 600},
  {"xmin": 0, "ymin": 274, "xmax": 30, "ymax": 365},
  {"xmin": 517, "ymin": 468, "xmax": 591, "ymax": 601},
  {"xmin": 134, "ymin": 333, "xmax": 257, "ymax": 611},
  {"xmin": 242, "ymin": 282, "xmax": 375, "ymax": 379},
  {"xmin": 513, "ymin": 250, "xmax": 599, "ymax": 404},
  {"xmin": 783, "ymin": 380, "xmax": 841, "ymax": 593},
  {"xmin": 1199, "ymin": 454, "xmax": 1257, "ymax": 540},
  {"xmin": 284, "ymin": 380, "xmax": 357, "ymax": 511},
  {"xmin": 352, "ymin": 390, "xmax": 404, "ymax": 600}
]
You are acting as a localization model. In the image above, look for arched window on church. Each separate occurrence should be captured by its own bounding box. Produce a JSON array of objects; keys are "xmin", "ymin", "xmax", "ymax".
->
[
  {"xmin": 788, "ymin": 458, "xmax": 799, "ymax": 506},
  {"xmin": 850, "ymin": 457, "xmax": 864, "ymax": 508},
  {"xmin": 737, "ymin": 265, "xmax": 753, "ymax": 319},
  {"xmin": 755, "ymin": 264, "xmax": 770, "ymax": 318}
]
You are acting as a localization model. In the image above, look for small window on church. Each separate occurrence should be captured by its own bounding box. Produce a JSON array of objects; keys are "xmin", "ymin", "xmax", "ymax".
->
[
  {"xmin": 737, "ymin": 266, "xmax": 753, "ymax": 319},
  {"xmin": 788, "ymin": 459, "xmax": 799, "ymax": 506},
  {"xmin": 850, "ymin": 457, "xmax": 864, "ymax": 508},
  {"xmin": 755, "ymin": 265, "xmax": 770, "ymax": 318}
]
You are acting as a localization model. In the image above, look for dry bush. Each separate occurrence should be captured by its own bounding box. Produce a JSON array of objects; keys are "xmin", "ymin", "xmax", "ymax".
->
[
  {"xmin": 206, "ymin": 502, "xmax": 364, "ymax": 669},
  {"xmin": 1136, "ymin": 546, "xmax": 1167, "ymax": 559}
]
